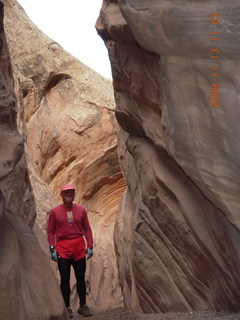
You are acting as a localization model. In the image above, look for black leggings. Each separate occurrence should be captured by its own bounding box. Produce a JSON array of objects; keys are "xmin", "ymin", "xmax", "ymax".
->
[{"xmin": 58, "ymin": 256, "xmax": 86, "ymax": 308}]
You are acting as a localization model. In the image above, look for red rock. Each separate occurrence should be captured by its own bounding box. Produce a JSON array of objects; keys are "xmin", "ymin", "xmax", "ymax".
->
[
  {"xmin": 97, "ymin": 0, "xmax": 240, "ymax": 313},
  {"xmin": 0, "ymin": 2, "xmax": 68, "ymax": 319},
  {"xmin": 2, "ymin": 0, "xmax": 125, "ymax": 314}
]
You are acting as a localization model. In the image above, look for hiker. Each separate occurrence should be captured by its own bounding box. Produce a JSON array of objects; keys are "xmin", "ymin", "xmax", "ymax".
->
[{"xmin": 47, "ymin": 184, "xmax": 93, "ymax": 318}]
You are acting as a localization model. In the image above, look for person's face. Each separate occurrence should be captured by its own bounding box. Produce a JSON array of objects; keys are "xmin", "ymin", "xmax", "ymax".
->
[{"xmin": 61, "ymin": 189, "xmax": 75, "ymax": 205}]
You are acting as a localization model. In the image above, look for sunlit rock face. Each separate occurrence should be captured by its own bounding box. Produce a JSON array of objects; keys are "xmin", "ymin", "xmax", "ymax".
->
[
  {"xmin": 0, "ymin": 2, "xmax": 67, "ymax": 319},
  {"xmin": 97, "ymin": 0, "xmax": 240, "ymax": 313},
  {"xmin": 3, "ymin": 0, "xmax": 125, "ymax": 312}
]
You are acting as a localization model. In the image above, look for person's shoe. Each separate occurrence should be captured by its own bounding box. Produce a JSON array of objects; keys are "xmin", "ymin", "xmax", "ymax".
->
[
  {"xmin": 66, "ymin": 307, "xmax": 73, "ymax": 319},
  {"xmin": 77, "ymin": 305, "xmax": 92, "ymax": 317}
]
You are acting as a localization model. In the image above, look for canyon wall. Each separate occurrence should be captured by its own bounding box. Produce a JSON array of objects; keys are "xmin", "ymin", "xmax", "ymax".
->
[
  {"xmin": 0, "ymin": 2, "xmax": 68, "ymax": 319},
  {"xmin": 97, "ymin": 0, "xmax": 240, "ymax": 313},
  {"xmin": 2, "ymin": 0, "xmax": 125, "ymax": 313}
]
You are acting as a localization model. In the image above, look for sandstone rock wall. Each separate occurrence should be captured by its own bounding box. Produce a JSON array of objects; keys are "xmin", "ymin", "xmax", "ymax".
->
[
  {"xmin": 2, "ymin": 0, "xmax": 125, "ymax": 312},
  {"xmin": 97, "ymin": 0, "xmax": 240, "ymax": 313},
  {"xmin": 0, "ymin": 2, "xmax": 68, "ymax": 319}
]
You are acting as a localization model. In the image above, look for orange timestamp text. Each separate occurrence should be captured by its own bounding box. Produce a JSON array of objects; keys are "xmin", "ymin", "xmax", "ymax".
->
[{"xmin": 209, "ymin": 13, "xmax": 221, "ymax": 107}]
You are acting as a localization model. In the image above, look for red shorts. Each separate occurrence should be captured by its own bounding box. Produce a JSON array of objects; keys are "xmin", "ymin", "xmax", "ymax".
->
[{"xmin": 56, "ymin": 237, "xmax": 86, "ymax": 261}]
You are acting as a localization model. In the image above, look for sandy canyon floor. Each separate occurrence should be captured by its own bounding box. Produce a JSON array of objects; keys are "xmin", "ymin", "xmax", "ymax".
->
[{"xmin": 72, "ymin": 308, "xmax": 240, "ymax": 320}]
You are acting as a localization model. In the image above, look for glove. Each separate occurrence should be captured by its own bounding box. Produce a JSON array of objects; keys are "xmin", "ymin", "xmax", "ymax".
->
[
  {"xmin": 49, "ymin": 246, "xmax": 58, "ymax": 262},
  {"xmin": 86, "ymin": 248, "xmax": 93, "ymax": 260}
]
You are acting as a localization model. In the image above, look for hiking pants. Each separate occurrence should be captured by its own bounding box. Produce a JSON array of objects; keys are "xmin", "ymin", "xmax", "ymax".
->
[{"xmin": 57, "ymin": 256, "xmax": 86, "ymax": 308}]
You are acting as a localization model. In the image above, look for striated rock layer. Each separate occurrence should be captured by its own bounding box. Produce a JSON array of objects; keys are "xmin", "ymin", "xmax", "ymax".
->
[
  {"xmin": 0, "ymin": 2, "xmax": 67, "ymax": 319},
  {"xmin": 97, "ymin": 0, "xmax": 240, "ymax": 314},
  {"xmin": 3, "ymin": 0, "xmax": 125, "ymax": 312}
]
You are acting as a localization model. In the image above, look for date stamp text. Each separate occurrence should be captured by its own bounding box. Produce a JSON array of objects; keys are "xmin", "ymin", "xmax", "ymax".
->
[{"xmin": 210, "ymin": 13, "xmax": 221, "ymax": 107}]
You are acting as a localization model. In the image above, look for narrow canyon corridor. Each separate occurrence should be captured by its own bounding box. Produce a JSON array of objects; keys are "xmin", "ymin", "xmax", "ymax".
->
[{"xmin": 0, "ymin": 1, "xmax": 240, "ymax": 319}]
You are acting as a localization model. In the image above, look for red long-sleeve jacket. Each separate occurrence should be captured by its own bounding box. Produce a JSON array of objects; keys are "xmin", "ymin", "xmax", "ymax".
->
[{"xmin": 47, "ymin": 204, "xmax": 93, "ymax": 248}]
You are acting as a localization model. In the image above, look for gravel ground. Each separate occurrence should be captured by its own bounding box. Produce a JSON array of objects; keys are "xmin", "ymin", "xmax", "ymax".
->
[{"xmin": 72, "ymin": 308, "xmax": 240, "ymax": 320}]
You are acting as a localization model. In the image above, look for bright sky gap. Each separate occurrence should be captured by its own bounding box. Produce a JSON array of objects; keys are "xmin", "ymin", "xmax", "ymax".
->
[{"xmin": 17, "ymin": 0, "xmax": 112, "ymax": 79}]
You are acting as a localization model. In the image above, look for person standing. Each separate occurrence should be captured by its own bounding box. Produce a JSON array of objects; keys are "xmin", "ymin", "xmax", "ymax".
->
[{"xmin": 47, "ymin": 184, "xmax": 93, "ymax": 318}]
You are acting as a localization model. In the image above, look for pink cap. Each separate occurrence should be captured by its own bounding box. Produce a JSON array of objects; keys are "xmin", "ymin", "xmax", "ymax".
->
[{"xmin": 61, "ymin": 184, "xmax": 75, "ymax": 192}]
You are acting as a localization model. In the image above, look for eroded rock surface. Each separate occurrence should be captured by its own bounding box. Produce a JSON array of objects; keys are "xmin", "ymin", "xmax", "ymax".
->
[
  {"xmin": 0, "ymin": 2, "xmax": 67, "ymax": 319},
  {"xmin": 97, "ymin": 0, "xmax": 240, "ymax": 314},
  {"xmin": 3, "ymin": 0, "xmax": 125, "ymax": 313}
]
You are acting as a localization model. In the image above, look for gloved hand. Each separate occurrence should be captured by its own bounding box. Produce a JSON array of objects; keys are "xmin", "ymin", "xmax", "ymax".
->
[
  {"xmin": 49, "ymin": 246, "xmax": 58, "ymax": 262},
  {"xmin": 86, "ymin": 248, "xmax": 93, "ymax": 260}
]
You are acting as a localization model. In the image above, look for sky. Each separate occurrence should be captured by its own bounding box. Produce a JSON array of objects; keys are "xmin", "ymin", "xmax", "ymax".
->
[{"xmin": 17, "ymin": 0, "xmax": 112, "ymax": 79}]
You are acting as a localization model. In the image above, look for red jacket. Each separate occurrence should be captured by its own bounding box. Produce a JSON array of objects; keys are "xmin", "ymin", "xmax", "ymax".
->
[{"xmin": 47, "ymin": 204, "xmax": 93, "ymax": 248}]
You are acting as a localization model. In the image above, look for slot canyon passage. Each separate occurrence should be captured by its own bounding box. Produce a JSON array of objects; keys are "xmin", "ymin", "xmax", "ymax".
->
[{"xmin": 0, "ymin": 0, "xmax": 240, "ymax": 319}]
